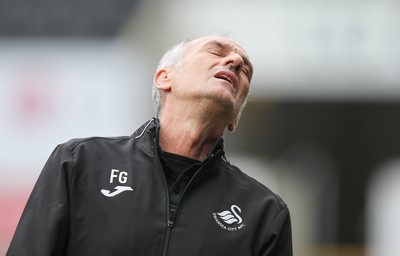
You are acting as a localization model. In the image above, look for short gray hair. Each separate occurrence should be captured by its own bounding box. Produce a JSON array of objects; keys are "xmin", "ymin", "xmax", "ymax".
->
[{"xmin": 152, "ymin": 40, "xmax": 188, "ymax": 117}]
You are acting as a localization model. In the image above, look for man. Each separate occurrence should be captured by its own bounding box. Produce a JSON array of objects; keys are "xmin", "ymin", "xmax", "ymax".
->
[{"xmin": 7, "ymin": 35, "xmax": 293, "ymax": 255}]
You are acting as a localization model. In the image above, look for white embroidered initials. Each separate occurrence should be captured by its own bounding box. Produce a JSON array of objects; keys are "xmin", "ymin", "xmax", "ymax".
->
[{"xmin": 101, "ymin": 169, "xmax": 134, "ymax": 197}]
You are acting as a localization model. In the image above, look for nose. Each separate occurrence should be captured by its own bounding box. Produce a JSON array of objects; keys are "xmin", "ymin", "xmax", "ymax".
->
[{"xmin": 224, "ymin": 53, "xmax": 244, "ymax": 74}]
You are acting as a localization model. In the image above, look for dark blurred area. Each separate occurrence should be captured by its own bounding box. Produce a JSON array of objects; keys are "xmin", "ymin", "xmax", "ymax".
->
[{"xmin": 0, "ymin": 0, "xmax": 141, "ymax": 37}]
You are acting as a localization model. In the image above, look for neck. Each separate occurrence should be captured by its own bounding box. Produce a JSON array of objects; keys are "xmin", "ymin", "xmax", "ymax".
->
[{"xmin": 158, "ymin": 114, "xmax": 225, "ymax": 161}]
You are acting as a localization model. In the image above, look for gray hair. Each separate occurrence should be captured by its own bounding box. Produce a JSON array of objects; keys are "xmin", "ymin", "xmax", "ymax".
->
[{"xmin": 152, "ymin": 40, "xmax": 188, "ymax": 117}]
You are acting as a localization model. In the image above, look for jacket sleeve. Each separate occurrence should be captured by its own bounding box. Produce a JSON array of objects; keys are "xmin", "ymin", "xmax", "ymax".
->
[
  {"xmin": 7, "ymin": 144, "xmax": 73, "ymax": 256},
  {"xmin": 262, "ymin": 206, "xmax": 293, "ymax": 256}
]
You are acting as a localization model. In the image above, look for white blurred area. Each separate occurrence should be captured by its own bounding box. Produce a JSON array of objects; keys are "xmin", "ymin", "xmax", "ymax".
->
[
  {"xmin": 0, "ymin": 39, "xmax": 153, "ymax": 253},
  {"xmin": 0, "ymin": 39, "xmax": 152, "ymax": 183},
  {"xmin": 1, "ymin": 0, "xmax": 400, "ymax": 255},
  {"xmin": 367, "ymin": 160, "xmax": 400, "ymax": 256},
  {"xmin": 124, "ymin": 0, "xmax": 400, "ymax": 100}
]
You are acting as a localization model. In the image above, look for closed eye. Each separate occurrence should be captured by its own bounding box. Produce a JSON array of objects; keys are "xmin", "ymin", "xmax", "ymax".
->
[
  {"xmin": 209, "ymin": 51, "xmax": 223, "ymax": 57},
  {"xmin": 241, "ymin": 68, "xmax": 250, "ymax": 80}
]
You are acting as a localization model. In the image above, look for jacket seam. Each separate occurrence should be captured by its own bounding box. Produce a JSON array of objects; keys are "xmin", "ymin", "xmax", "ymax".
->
[
  {"xmin": 266, "ymin": 205, "xmax": 288, "ymax": 233},
  {"xmin": 65, "ymin": 136, "xmax": 131, "ymax": 152}
]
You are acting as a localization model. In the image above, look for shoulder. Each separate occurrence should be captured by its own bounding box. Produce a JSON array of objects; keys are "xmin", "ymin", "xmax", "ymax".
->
[
  {"xmin": 63, "ymin": 135, "xmax": 132, "ymax": 150},
  {"xmin": 55, "ymin": 135, "xmax": 134, "ymax": 160},
  {"xmin": 217, "ymin": 157, "xmax": 291, "ymax": 237},
  {"xmin": 52, "ymin": 119, "xmax": 156, "ymax": 160},
  {"xmin": 61, "ymin": 119, "xmax": 157, "ymax": 151},
  {"xmin": 221, "ymin": 158, "xmax": 287, "ymax": 210}
]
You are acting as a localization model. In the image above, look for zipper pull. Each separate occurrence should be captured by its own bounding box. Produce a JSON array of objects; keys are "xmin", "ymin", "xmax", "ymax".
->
[{"xmin": 168, "ymin": 209, "xmax": 176, "ymax": 228}]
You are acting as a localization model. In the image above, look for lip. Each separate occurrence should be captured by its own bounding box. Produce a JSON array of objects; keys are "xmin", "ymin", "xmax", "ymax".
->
[{"xmin": 213, "ymin": 70, "xmax": 238, "ymax": 92}]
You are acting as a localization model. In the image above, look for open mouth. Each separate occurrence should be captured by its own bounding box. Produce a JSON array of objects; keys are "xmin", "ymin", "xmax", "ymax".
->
[
  {"xmin": 214, "ymin": 70, "xmax": 238, "ymax": 90},
  {"xmin": 217, "ymin": 74, "xmax": 233, "ymax": 84}
]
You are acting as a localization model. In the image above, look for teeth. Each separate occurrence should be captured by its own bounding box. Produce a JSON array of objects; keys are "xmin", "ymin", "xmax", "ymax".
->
[{"xmin": 219, "ymin": 74, "xmax": 232, "ymax": 83}]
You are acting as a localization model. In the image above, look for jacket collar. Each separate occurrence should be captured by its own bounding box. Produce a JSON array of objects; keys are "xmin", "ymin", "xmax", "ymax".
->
[{"xmin": 134, "ymin": 118, "xmax": 225, "ymax": 160}]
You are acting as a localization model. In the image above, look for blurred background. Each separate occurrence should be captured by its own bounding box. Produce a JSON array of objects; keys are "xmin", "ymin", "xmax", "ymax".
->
[{"xmin": 1, "ymin": 0, "xmax": 400, "ymax": 255}]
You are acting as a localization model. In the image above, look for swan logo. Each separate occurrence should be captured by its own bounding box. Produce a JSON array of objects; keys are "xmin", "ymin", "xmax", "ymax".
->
[{"xmin": 212, "ymin": 205, "xmax": 245, "ymax": 232}]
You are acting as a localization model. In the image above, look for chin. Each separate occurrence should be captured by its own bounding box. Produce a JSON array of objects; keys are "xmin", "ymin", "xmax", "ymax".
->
[{"xmin": 204, "ymin": 95, "xmax": 236, "ymax": 116}]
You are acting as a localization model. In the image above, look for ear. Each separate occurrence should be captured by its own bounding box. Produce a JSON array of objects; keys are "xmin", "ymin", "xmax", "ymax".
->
[
  {"xmin": 227, "ymin": 115, "xmax": 240, "ymax": 132},
  {"xmin": 153, "ymin": 68, "xmax": 173, "ymax": 92}
]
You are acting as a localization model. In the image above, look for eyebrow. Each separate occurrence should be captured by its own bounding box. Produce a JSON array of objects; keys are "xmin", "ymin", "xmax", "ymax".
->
[{"xmin": 202, "ymin": 40, "xmax": 253, "ymax": 78}]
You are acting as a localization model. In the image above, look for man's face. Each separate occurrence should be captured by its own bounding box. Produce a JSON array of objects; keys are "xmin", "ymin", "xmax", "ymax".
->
[{"xmin": 172, "ymin": 36, "xmax": 253, "ymax": 121}]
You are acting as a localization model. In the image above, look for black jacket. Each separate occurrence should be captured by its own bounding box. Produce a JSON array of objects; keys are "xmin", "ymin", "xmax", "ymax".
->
[{"xmin": 7, "ymin": 119, "xmax": 292, "ymax": 256}]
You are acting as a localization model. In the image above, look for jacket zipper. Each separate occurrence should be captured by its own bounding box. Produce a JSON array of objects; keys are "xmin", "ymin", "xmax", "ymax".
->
[
  {"xmin": 154, "ymin": 141, "xmax": 174, "ymax": 256},
  {"xmin": 161, "ymin": 218, "xmax": 174, "ymax": 256},
  {"xmin": 156, "ymin": 144, "xmax": 221, "ymax": 256}
]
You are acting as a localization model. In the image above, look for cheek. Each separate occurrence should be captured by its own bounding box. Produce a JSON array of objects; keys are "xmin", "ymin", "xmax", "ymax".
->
[
  {"xmin": 236, "ymin": 85, "xmax": 249, "ymax": 108},
  {"xmin": 181, "ymin": 63, "xmax": 207, "ymax": 83},
  {"xmin": 175, "ymin": 69, "xmax": 195, "ymax": 86},
  {"xmin": 239, "ymin": 83, "xmax": 250, "ymax": 99}
]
